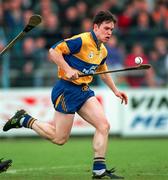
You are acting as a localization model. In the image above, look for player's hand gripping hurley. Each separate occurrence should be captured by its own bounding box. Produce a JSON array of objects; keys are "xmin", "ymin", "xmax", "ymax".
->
[
  {"xmin": 0, "ymin": 15, "xmax": 42, "ymax": 55},
  {"xmin": 79, "ymin": 64, "xmax": 151, "ymax": 77}
]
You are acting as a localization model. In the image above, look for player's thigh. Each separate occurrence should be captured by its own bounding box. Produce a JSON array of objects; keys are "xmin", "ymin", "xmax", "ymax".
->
[
  {"xmin": 53, "ymin": 111, "xmax": 74, "ymax": 137},
  {"xmin": 78, "ymin": 96, "xmax": 110, "ymax": 131}
]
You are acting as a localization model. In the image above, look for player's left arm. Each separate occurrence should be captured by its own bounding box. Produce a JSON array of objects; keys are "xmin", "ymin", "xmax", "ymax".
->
[{"xmin": 98, "ymin": 64, "xmax": 128, "ymax": 105}]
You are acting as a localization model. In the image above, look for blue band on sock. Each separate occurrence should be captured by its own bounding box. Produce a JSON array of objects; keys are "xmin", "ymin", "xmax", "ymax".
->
[
  {"xmin": 22, "ymin": 114, "xmax": 32, "ymax": 127},
  {"xmin": 93, "ymin": 162, "xmax": 106, "ymax": 170}
]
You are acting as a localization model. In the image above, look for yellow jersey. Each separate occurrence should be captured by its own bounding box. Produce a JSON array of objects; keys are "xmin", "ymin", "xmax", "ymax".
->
[{"xmin": 51, "ymin": 30, "xmax": 108, "ymax": 85}]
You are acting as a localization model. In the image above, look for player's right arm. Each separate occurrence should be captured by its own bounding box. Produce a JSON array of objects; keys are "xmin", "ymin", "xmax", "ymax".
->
[{"xmin": 49, "ymin": 48, "xmax": 79, "ymax": 80}]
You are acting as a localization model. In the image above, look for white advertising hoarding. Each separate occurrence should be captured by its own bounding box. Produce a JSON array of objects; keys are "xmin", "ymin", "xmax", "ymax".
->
[
  {"xmin": 0, "ymin": 88, "xmax": 121, "ymax": 136},
  {"xmin": 1, "ymin": 88, "xmax": 167, "ymax": 137}
]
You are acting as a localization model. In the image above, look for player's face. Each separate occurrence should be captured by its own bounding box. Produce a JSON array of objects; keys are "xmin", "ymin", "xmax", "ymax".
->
[{"xmin": 94, "ymin": 21, "xmax": 114, "ymax": 43}]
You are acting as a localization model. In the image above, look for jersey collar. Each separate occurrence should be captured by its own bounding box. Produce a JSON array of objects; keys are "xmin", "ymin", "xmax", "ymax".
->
[{"xmin": 90, "ymin": 30, "xmax": 101, "ymax": 50}]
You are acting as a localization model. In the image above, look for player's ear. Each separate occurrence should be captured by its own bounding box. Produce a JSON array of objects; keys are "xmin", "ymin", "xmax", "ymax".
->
[{"xmin": 93, "ymin": 24, "xmax": 98, "ymax": 31}]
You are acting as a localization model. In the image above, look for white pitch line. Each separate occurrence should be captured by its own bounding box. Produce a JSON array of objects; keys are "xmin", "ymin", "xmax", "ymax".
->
[
  {"xmin": 6, "ymin": 166, "xmax": 168, "ymax": 177},
  {"xmin": 6, "ymin": 165, "xmax": 89, "ymax": 174}
]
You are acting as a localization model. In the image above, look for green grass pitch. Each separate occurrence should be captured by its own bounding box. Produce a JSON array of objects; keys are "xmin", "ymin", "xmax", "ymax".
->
[{"xmin": 0, "ymin": 137, "xmax": 168, "ymax": 180}]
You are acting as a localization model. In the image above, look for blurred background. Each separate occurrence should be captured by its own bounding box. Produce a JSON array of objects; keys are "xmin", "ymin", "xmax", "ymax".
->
[
  {"xmin": 0, "ymin": 0, "xmax": 168, "ymax": 138},
  {"xmin": 0, "ymin": 1, "xmax": 168, "ymax": 179},
  {"xmin": 0, "ymin": 0, "xmax": 167, "ymax": 88}
]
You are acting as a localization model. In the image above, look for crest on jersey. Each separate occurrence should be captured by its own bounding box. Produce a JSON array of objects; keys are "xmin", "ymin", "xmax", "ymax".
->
[{"xmin": 88, "ymin": 51, "xmax": 94, "ymax": 58}]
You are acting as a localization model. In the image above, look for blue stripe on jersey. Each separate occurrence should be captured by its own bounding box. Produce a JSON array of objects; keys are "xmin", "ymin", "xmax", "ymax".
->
[
  {"xmin": 66, "ymin": 37, "xmax": 82, "ymax": 54},
  {"xmin": 64, "ymin": 54, "xmax": 98, "ymax": 73},
  {"xmin": 100, "ymin": 57, "xmax": 107, "ymax": 65},
  {"xmin": 51, "ymin": 40, "xmax": 64, "ymax": 49}
]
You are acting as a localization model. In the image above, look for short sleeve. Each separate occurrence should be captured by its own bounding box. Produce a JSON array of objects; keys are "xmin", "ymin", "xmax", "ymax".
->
[
  {"xmin": 51, "ymin": 37, "xmax": 82, "ymax": 55},
  {"xmin": 51, "ymin": 40, "xmax": 70, "ymax": 54},
  {"xmin": 96, "ymin": 57, "xmax": 108, "ymax": 72},
  {"xmin": 96, "ymin": 63, "xmax": 108, "ymax": 72}
]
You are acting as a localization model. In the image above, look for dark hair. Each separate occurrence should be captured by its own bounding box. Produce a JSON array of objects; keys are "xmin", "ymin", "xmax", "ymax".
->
[{"xmin": 93, "ymin": 11, "xmax": 117, "ymax": 26}]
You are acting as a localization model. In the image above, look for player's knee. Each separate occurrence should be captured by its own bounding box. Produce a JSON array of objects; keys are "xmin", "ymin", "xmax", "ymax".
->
[
  {"xmin": 103, "ymin": 122, "xmax": 110, "ymax": 133},
  {"xmin": 98, "ymin": 121, "xmax": 110, "ymax": 134}
]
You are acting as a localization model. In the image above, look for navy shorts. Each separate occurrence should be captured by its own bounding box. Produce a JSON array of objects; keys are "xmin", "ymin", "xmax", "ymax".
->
[{"xmin": 51, "ymin": 79, "xmax": 95, "ymax": 114}]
